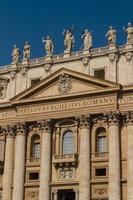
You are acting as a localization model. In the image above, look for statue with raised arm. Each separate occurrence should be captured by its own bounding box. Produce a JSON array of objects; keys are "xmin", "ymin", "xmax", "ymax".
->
[
  {"xmin": 105, "ymin": 26, "xmax": 117, "ymax": 45},
  {"xmin": 123, "ymin": 22, "xmax": 133, "ymax": 44},
  {"xmin": 81, "ymin": 29, "xmax": 92, "ymax": 49},
  {"xmin": 23, "ymin": 41, "xmax": 30, "ymax": 60},
  {"xmin": 11, "ymin": 44, "xmax": 20, "ymax": 64},
  {"xmin": 63, "ymin": 28, "xmax": 74, "ymax": 52},
  {"xmin": 42, "ymin": 36, "xmax": 54, "ymax": 55}
]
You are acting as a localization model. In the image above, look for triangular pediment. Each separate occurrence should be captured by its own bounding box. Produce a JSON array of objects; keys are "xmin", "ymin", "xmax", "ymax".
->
[{"xmin": 11, "ymin": 68, "xmax": 120, "ymax": 103}]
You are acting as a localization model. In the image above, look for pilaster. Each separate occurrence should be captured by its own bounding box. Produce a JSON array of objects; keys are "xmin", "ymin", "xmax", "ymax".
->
[
  {"xmin": 12, "ymin": 122, "xmax": 27, "ymax": 200},
  {"xmin": 77, "ymin": 115, "xmax": 91, "ymax": 200},
  {"xmin": 2, "ymin": 125, "xmax": 15, "ymax": 200},
  {"xmin": 38, "ymin": 119, "xmax": 52, "ymax": 200}
]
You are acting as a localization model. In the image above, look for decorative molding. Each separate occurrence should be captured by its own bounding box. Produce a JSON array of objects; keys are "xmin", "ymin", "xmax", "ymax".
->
[
  {"xmin": 44, "ymin": 63, "xmax": 52, "ymax": 73},
  {"xmin": 125, "ymin": 51, "xmax": 133, "ymax": 62},
  {"xmin": 124, "ymin": 111, "xmax": 133, "ymax": 126},
  {"xmin": 93, "ymin": 115, "xmax": 108, "ymax": 126},
  {"xmin": 0, "ymin": 77, "xmax": 9, "ymax": 98},
  {"xmin": 25, "ymin": 190, "xmax": 39, "ymax": 200},
  {"xmin": 20, "ymin": 67, "xmax": 28, "ymax": 75},
  {"xmin": 104, "ymin": 111, "xmax": 121, "ymax": 126},
  {"xmin": 10, "ymin": 71, "xmax": 16, "ymax": 79},
  {"xmin": 76, "ymin": 114, "xmax": 92, "ymax": 129},
  {"xmin": 58, "ymin": 73, "xmax": 72, "ymax": 94},
  {"xmin": 37, "ymin": 119, "xmax": 52, "ymax": 132},
  {"xmin": 4, "ymin": 125, "xmax": 15, "ymax": 137},
  {"xmin": 59, "ymin": 167, "xmax": 74, "ymax": 179},
  {"xmin": 82, "ymin": 57, "xmax": 89, "ymax": 65},
  {"xmin": 93, "ymin": 186, "xmax": 108, "ymax": 198},
  {"xmin": 15, "ymin": 122, "xmax": 27, "ymax": 136},
  {"xmin": 108, "ymin": 52, "xmax": 118, "ymax": 63}
]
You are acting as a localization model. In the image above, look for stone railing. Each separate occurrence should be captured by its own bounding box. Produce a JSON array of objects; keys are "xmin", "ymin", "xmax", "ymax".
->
[
  {"xmin": 92, "ymin": 152, "xmax": 108, "ymax": 159},
  {"xmin": 53, "ymin": 153, "xmax": 79, "ymax": 167}
]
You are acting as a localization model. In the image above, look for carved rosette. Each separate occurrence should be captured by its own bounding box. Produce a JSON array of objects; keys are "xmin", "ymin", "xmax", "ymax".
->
[
  {"xmin": 58, "ymin": 73, "xmax": 72, "ymax": 94},
  {"xmin": 15, "ymin": 122, "xmax": 27, "ymax": 136},
  {"xmin": 108, "ymin": 52, "xmax": 118, "ymax": 63},
  {"xmin": 76, "ymin": 114, "xmax": 92, "ymax": 129},
  {"xmin": 37, "ymin": 119, "xmax": 52, "ymax": 132},
  {"xmin": 105, "ymin": 111, "xmax": 121, "ymax": 126},
  {"xmin": 124, "ymin": 111, "xmax": 133, "ymax": 126}
]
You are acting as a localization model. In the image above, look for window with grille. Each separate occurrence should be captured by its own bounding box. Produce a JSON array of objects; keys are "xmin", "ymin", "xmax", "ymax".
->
[
  {"xmin": 96, "ymin": 127, "xmax": 107, "ymax": 153},
  {"xmin": 62, "ymin": 130, "xmax": 74, "ymax": 155},
  {"xmin": 31, "ymin": 134, "xmax": 40, "ymax": 159}
]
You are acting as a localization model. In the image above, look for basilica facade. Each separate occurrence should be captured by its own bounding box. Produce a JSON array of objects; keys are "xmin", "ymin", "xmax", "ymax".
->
[{"xmin": 0, "ymin": 25, "xmax": 133, "ymax": 200}]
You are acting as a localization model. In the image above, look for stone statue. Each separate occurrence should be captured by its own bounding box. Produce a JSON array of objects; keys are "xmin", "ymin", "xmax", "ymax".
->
[
  {"xmin": 81, "ymin": 29, "xmax": 92, "ymax": 49},
  {"xmin": 63, "ymin": 28, "xmax": 74, "ymax": 52},
  {"xmin": 105, "ymin": 26, "xmax": 117, "ymax": 45},
  {"xmin": 42, "ymin": 36, "xmax": 54, "ymax": 55},
  {"xmin": 11, "ymin": 45, "xmax": 20, "ymax": 64},
  {"xmin": 23, "ymin": 41, "xmax": 30, "ymax": 60},
  {"xmin": 123, "ymin": 22, "xmax": 133, "ymax": 44}
]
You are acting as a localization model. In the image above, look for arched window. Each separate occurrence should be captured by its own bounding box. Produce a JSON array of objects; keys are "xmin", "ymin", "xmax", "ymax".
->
[
  {"xmin": 62, "ymin": 130, "xmax": 74, "ymax": 155},
  {"xmin": 31, "ymin": 134, "xmax": 40, "ymax": 159},
  {"xmin": 96, "ymin": 127, "xmax": 107, "ymax": 153}
]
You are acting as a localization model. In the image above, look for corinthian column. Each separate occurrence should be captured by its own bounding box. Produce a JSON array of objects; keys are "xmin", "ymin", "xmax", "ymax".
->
[
  {"xmin": 78, "ymin": 115, "xmax": 91, "ymax": 200},
  {"xmin": 38, "ymin": 120, "xmax": 52, "ymax": 200},
  {"xmin": 125, "ymin": 112, "xmax": 133, "ymax": 200},
  {"xmin": 12, "ymin": 123, "xmax": 26, "ymax": 200},
  {"xmin": 108, "ymin": 111, "xmax": 121, "ymax": 200},
  {"xmin": 3, "ymin": 126, "xmax": 15, "ymax": 200}
]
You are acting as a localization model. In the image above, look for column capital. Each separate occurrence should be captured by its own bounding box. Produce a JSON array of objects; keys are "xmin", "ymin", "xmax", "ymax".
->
[
  {"xmin": 124, "ymin": 111, "xmax": 133, "ymax": 126},
  {"xmin": 15, "ymin": 122, "xmax": 27, "ymax": 136},
  {"xmin": 4, "ymin": 125, "xmax": 15, "ymax": 138},
  {"xmin": 76, "ymin": 114, "xmax": 92, "ymax": 129},
  {"xmin": 37, "ymin": 119, "xmax": 52, "ymax": 132},
  {"xmin": 104, "ymin": 111, "xmax": 121, "ymax": 126}
]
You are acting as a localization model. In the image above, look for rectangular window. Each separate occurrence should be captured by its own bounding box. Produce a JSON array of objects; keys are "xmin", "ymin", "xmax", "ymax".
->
[
  {"xmin": 29, "ymin": 172, "xmax": 39, "ymax": 180},
  {"xmin": 95, "ymin": 168, "xmax": 106, "ymax": 176},
  {"xmin": 34, "ymin": 143, "xmax": 40, "ymax": 159},
  {"xmin": 31, "ymin": 79, "xmax": 40, "ymax": 87},
  {"xmin": 94, "ymin": 69, "xmax": 105, "ymax": 80},
  {"xmin": 98, "ymin": 136, "xmax": 107, "ymax": 153}
]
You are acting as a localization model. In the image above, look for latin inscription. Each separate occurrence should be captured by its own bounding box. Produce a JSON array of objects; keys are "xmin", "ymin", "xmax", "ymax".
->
[{"xmin": 1, "ymin": 95, "xmax": 133, "ymax": 120}]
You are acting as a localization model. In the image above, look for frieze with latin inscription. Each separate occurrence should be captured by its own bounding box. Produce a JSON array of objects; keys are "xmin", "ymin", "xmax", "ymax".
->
[{"xmin": 0, "ymin": 95, "xmax": 133, "ymax": 120}]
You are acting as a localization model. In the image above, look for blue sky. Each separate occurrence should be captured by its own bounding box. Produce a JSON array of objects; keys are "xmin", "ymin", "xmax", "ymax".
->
[{"xmin": 0, "ymin": 0, "xmax": 133, "ymax": 65}]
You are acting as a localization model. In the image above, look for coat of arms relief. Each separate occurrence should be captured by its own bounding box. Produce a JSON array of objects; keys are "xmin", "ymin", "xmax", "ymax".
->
[{"xmin": 58, "ymin": 73, "xmax": 72, "ymax": 94}]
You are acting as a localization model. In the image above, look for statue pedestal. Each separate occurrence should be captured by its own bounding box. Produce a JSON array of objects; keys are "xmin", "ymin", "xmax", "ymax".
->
[
  {"xmin": 83, "ymin": 49, "xmax": 90, "ymax": 55},
  {"xmin": 125, "ymin": 44, "xmax": 133, "ymax": 49},
  {"xmin": 22, "ymin": 59, "xmax": 29, "ymax": 65},
  {"xmin": 10, "ymin": 63, "xmax": 17, "ymax": 69},
  {"xmin": 63, "ymin": 50, "xmax": 71, "ymax": 58},
  {"xmin": 45, "ymin": 55, "xmax": 52, "ymax": 61},
  {"xmin": 109, "ymin": 44, "xmax": 117, "ymax": 50}
]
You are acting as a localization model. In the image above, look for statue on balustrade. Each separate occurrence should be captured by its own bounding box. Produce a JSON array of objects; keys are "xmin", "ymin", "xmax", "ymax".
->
[
  {"xmin": 105, "ymin": 26, "xmax": 117, "ymax": 45},
  {"xmin": 123, "ymin": 22, "xmax": 133, "ymax": 44},
  {"xmin": 23, "ymin": 41, "xmax": 30, "ymax": 60},
  {"xmin": 81, "ymin": 29, "xmax": 92, "ymax": 49},
  {"xmin": 42, "ymin": 36, "xmax": 54, "ymax": 55},
  {"xmin": 11, "ymin": 44, "xmax": 20, "ymax": 65},
  {"xmin": 63, "ymin": 27, "xmax": 74, "ymax": 53}
]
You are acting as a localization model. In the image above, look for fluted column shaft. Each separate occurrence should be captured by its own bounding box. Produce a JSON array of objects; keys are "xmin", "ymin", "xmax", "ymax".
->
[
  {"xmin": 39, "ymin": 120, "xmax": 52, "ymax": 200},
  {"xmin": 79, "ymin": 115, "xmax": 91, "ymax": 200},
  {"xmin": 108, "ymin": 112, "xmax": 121, "ymax": 200},
  {"xmin": 126, "ymin": 112, "xmax": 133, "ymax": 200},
  {"xmin": 3, "ymin": 127, "xmax": 15, "ymax": 200},
  {"xmin": 12, "ymin": 123, "xmax": 26, "ymax": 200}
]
